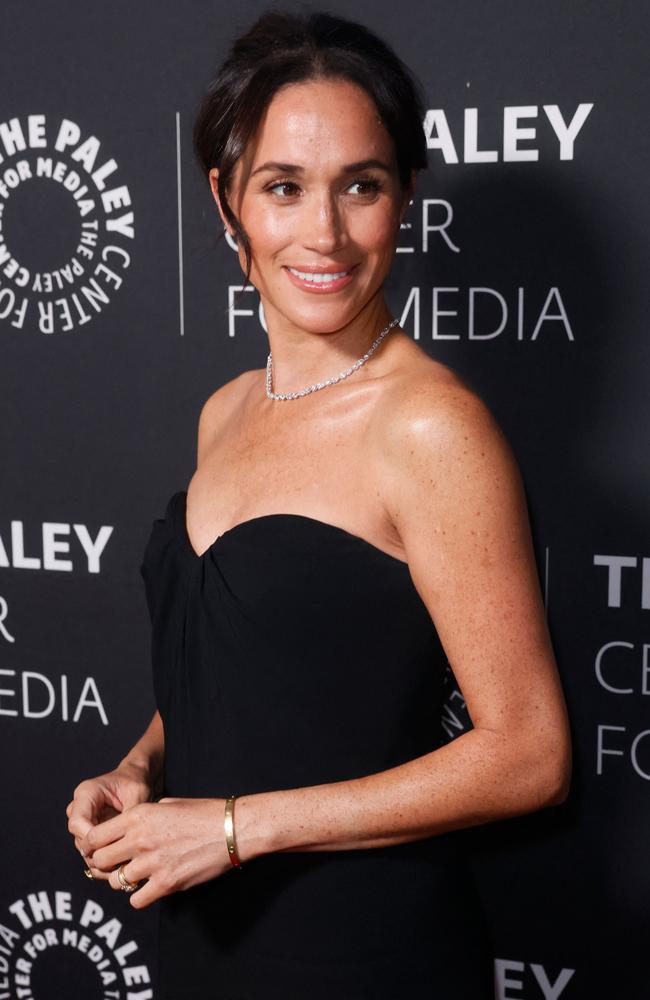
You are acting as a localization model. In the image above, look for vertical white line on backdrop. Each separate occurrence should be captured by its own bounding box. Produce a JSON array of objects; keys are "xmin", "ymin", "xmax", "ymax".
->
[{"xmin": 176, "ymin": 111, "xmax": 185, "ymax": 337}]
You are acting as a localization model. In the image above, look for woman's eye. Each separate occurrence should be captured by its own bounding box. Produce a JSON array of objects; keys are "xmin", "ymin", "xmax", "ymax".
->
[
  {"xmin": 265, "ymin": 178, "xmax": 382, "ymax": 199},
  {"xmin": 348, "ymin": 179, "xmax": 381, "ymax": 196},
  {"xmin": 267, "ymin": 180, "xmax": 300, "ymax": 197}
]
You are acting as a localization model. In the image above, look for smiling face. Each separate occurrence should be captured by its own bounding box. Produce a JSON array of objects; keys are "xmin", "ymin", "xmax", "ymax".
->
[{"xmin": 210, "ymin": 76, "xmax": 414, "ymax": 336}]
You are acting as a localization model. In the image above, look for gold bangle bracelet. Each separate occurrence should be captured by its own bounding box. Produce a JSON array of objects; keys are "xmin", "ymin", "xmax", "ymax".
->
[{"xmin": 224, "ymin": 795, "xmax": 243, "ymax": 869}]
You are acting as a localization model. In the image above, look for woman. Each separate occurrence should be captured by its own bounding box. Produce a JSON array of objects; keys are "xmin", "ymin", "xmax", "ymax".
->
[{"xmin": 67, "ymin": 10, "xmax": 572, "ymax": 998}]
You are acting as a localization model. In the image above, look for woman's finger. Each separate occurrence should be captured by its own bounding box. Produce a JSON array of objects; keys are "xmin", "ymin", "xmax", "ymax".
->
[
  {"xmin": 87, "ymin": 834, "xmax": 134, "ymax": 874},
  {"xmin": 79, "ymin": 849, "xmax": 111, "ymax": 881},
  {"xmin": 74, "ymin": 836, "xmax": 104, "ymax": 878},
  {"xmin": 78, "ymin": 806, "xmax": 135, "ymax": 858},
  {"xmin": 106, "ymin": 858, "xmax": 151, "ymax": 897},
  {"xmin": 86, "ymin": 864, "xmax": 111, "ymax": 882},
  {"xmin": 127, "ymin": 876, "xmax": 157, "ymax": 909},
  {"xmin": 67, "ymin": 789, "xmax": 99, "ymax": 839},
  {"xmin": 74, "ymin": 836, "xmax": 89, "ymax": 858}
]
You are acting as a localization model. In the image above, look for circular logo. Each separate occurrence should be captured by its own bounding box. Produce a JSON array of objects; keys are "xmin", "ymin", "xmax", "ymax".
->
[
  {"xmin": 0, "ymin": 886, "xmax": 153, "ymax": 998},
  {"xmin": 0, "ymin": 114, "xmax": 135, "ymax": 335}
]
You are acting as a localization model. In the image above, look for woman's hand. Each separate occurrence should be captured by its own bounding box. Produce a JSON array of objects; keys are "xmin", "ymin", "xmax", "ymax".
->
[
  {"xmin": 76, "ymin": 797, "xmax": 235, "ymax": 909},
  {"xmin": 66, "ymin": 760, "xmax": 155, "ymax": 881}
]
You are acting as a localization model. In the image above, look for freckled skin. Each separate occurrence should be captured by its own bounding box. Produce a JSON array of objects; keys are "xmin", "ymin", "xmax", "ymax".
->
[
  {"xmin": 210, "ymin": 76, "xmax": 413, "ymax": 375},
  {"xmin": 65, "ymin": 78, "xmax": 572, "ymax": 909}
]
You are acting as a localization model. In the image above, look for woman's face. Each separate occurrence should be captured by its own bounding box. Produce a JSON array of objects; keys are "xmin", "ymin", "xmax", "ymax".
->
[{"xmin": 210, "ymin": 77, "xmax": 414, "ymax": 335}]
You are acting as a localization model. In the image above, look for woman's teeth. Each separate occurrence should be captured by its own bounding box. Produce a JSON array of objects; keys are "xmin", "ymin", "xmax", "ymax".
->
[{"xmin": 287, "ymin": 267, "xmax": 351, "ymax": 283}]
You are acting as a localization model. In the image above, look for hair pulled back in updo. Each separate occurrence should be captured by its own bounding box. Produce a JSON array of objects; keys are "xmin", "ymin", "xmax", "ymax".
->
[{"xmin": 193, "ymin": 7, "xmax": 428, "ymax": 292}]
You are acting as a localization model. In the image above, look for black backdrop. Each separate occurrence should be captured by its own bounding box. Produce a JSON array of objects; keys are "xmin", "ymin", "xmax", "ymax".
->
[{"xmin": 2, "ymin": 2, "xmax": 648, "ymax": 997}]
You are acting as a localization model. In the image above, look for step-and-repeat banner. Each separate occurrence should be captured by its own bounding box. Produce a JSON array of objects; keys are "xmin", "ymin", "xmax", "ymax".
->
[{"xmin": 2, "ymin": 2, "xmax": 648, "ymax": 997}]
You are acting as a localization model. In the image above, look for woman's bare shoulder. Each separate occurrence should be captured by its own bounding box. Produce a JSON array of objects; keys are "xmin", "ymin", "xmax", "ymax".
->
[
  {"xmin": 370, "ymin": 351, "xmax": 521, "ymax": 534},
  {"xmin": 196, "ymin": 369, "xmax": 260, "ymax": 464},
  {"xmin": 374, "ymin": 348, "xmax": 503, "ymax": 450}
]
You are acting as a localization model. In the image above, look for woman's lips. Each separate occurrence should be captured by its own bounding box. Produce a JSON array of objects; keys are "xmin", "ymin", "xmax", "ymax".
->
[{"xmin": 283, "ymin": 264, "xmax": 358, "ymax": 294}]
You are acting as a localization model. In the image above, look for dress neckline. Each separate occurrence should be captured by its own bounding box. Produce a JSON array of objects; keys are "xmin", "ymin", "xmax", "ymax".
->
[{"xmin": 174, "ymin": 489, "xmax": 410, "ymax": 568}]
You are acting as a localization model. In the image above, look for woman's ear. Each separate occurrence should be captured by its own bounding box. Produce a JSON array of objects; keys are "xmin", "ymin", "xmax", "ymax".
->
[{"xmin": 209, "ymin": 167, "xmax": 234, "ymax": 236}]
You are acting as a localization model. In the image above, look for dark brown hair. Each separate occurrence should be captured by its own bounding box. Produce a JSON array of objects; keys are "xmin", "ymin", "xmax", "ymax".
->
[{"xmin": 193, "ymin": 7, "xmax": 428, "ymax": 294}]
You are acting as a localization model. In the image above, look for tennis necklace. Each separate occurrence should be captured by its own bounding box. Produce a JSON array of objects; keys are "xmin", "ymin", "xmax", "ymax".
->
[{"xmin": 265, "ymin": 317, "xmax": 399, "ymax": 400}]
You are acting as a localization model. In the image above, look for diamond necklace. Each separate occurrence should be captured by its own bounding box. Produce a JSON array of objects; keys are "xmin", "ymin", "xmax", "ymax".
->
[{"xmin": 265, "ymin": 317, "xmax": 400, "ymax": 400}]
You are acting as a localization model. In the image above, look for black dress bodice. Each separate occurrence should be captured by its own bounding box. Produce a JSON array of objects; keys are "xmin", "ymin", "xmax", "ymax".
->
[{"xmin": 139, "ymin": 490, "xmax": 493, "ymax": 999}]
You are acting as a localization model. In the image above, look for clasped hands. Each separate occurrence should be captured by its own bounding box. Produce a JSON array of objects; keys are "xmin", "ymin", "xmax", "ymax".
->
[{"xmin": 74, "ymin": 797, "xmax": 237, "ymax": 909}]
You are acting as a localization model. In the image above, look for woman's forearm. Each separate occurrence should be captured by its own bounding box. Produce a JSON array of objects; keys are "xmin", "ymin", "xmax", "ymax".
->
[
  {"xmin": 118, "ymin": 709, "xmax": 165, "ymax": 798},
  {"xmin": 235, "ymin": 726, "xmax": 570, "ymax": 862}
]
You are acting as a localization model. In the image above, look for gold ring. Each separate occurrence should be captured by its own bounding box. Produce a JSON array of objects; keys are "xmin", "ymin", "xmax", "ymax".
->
[
  {"xmin": 83, "ymin": 867, "xmax": 94, "ymax": 879},
  {"xmin": 117, "ymin": 864, "xmax": 139, "ymax": 893}
]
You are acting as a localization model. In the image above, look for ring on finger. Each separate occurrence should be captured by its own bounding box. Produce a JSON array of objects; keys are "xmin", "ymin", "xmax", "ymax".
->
[{"xmin": 117, "ymin": 864, "xmax": 140, "ymax": 893}]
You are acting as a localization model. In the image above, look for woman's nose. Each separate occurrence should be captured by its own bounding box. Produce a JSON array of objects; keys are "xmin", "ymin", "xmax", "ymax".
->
[{"xmin": 301, "ymin": 192, "xmax": 344, "ymax": 252}]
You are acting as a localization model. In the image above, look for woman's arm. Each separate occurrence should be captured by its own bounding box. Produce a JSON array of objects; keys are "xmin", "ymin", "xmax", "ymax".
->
[
  {"xmin": 118, "ymin": 709, "xmax": 165, "ymax": 800},
  {"xmin": 236, "ymin": 730, "xmax": 568, "ymax": 859},
  {"xmin": 234, "ymin": 374, "xmax": 572, "ymax": 861}
]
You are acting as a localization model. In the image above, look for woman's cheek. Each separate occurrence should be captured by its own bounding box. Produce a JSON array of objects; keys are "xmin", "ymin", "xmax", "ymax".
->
[
  {"xmin": 351, "ymin": 208, "xmax": 398, "ymax": 252},
  {"xmin": 255, "ymin": 206, "xmax": 294, "ymax": 243}
]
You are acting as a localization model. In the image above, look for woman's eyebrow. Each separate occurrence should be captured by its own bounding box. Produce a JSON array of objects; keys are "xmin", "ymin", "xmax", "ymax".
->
[{"xmin": 250, "ymin": 158, "xmax": 392, "ymax": 177}]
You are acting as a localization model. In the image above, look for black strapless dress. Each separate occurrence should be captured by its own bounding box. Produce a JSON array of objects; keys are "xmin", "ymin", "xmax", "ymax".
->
[{"xmin": 140, "ymin": 490, "xmax": 494, "ymax": 999}]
